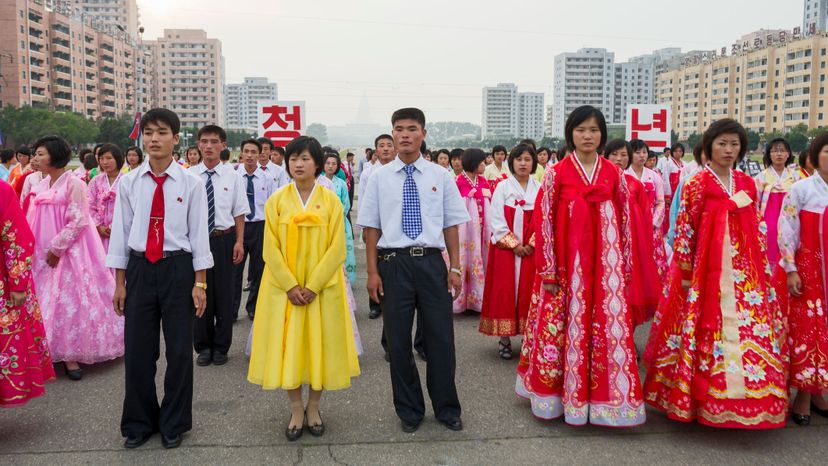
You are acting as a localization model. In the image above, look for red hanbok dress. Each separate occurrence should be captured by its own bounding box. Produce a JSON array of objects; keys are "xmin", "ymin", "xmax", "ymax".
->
[
  {"xmin": 755, "ymin": 167, "xmax": 801, "ymax": 268},
  {"xmin": 662, "ymin": 158, "xmax": 684, "ymax": 233},
  {"xmin": 644, "ymin": 168, "xmax": 788, "ymax": 429},
  {"xmin": 0, "ymin": 182, "xmax": 54, "ymax": 407},
  {"xmin": 778, "ymin": 174, "xmax": 828, "ymax": 395},
  {"xmin": 624, "ymin": 173, "xmax": 661, "ymax": 326},
  {"xmin": 479, "ymin": 176, "xmax": 539, "ymax": 336},
  {"xmin": 627, "ymin": 166, "xmax": 668, "ymax": 279},
  {"xmin": 516, "ymin": 155, "xmax": 645, "ymax": 426},
  {"xmin": 449, "ymin": 173, "xmax": 491, "ymax": 313}
]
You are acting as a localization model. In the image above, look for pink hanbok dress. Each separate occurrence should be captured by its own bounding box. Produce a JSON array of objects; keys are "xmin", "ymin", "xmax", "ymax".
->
[
  {"xmin": 626, "ymin": 166, "xmax": 668, "ymax": 278},
  {"xmin": 448, "ymin": 173, "xmax": 491, "ymax": 313},
  {"xmin": 755, "ymin": 166, "xmax": 801, "ymax": 267},
  {"xmin": 87, "ymin": 172, "xmax": 122, "ymax": 255},
  {"xmin": 29, "ymin": 172, "xmax": 123, "ymax": 364}
]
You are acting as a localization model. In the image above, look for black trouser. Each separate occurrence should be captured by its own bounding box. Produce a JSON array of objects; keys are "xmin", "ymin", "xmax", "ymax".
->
[
  {"xmin": 194, "ymin": 232, "xmax": 236, "ymax": 355},
  {"xmin": 121, "ymin": 253, "xmax": 195, "ymax": 438},
  {"xmin": 378, "ymin": 252, "xmax": 461, "ymax": 424},
  {"xmin": 381, "ymin": 319, "xmax": 424, "ymax": 355},
  {"xmin": 232, "ymin": 221, "xmax": 264, "ymax": 318}
]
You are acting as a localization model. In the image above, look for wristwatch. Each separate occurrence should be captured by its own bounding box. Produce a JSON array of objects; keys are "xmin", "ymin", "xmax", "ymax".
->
[{"xmin": 195, "ymin": 282, "xmax": 208, "ymax": 290}]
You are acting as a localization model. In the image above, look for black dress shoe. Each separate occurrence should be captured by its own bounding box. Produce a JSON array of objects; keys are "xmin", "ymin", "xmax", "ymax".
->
[
  {"xmin": 439, "ymin": 418, "xmax": 463, "ymax": 431},
  {"xmin": 307, "ymin": 412, "xmax": 325, "ymax": 437},
  {"xmin": 247, "ymin": 312, "xmax": 255, "ymax": 321},
  {"xmin": 368, "ymin": 307, "xmax": 381, "ymax": 319},
  {"xmin": 401, "ymin": 419, "xmax": 421, "ymax": 433},
  {"xmin": 416, "ymin": 351, "xmax": 427, "ymax": 361},
  {"xmin": 161, "ymin": 434, "xmax": 182, "ymax": 449},
  {"xmin": 811, "ymin": 401, "xmax": 828, "ymax": 418},
  {"xmin": 123, "ymin": 432, "xmax": 152, "ymax": 449},
  {"xmin": 285, "ymin": 413, "xmax": 305, "ymax": 441},
  {"xmin": 64, "ymin": 364, "xmax": 83, "ymax": 381},
  {"xmin": 384, "ymin": 352, "xmax": 390, "ymax": 362},
  {"xmin": 243, "ymin": 282, "xmax": 251, "ymax": 292},
  {"xmin": 791, "ymin": 412, "xmax": 811, "ymax": 426},
  {"xmin": 196, "ymin": 351, "xmax": 212, "ymax": 366},
  {"xmin": 212, "ymin": 352, "xmax": 228, "ymax": 365}
]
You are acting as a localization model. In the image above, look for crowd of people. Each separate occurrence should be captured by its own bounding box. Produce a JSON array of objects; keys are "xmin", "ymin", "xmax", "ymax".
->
[{"xmin": 1, "ymin": 104, "xmax": 826, "ymax": 449}]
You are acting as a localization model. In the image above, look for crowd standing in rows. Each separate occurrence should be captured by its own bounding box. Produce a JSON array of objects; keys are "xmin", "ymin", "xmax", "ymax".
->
[{"xmin": 1, "ymin": 104, "xmax": 827, "ymax": 449}]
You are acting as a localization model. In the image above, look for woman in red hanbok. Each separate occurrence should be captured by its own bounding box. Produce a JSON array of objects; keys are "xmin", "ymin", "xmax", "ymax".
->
[
  {"xmin": 450, "ymin": 148, "xmax": 491, "ymax": 314},
  {"xmin": 480, "ymin": 144, "xmax": 539, "ymax": 359},
  {"xmin": 628, "ymin": 139, "xmax": 669, "ymax": 280},
  {"xmin": 516, "ymin": 106, "xmax": 645, "ymax": 426},
  {"xmin": 644, "ymin": 119, "xmax": 788, "ymax": 429},
  {"xmin": 661, "ymin": 144, "xmax": 685, "ymax": 233},
  {"xmin": 605, "ymin": 139, "xmax": 660, "ymax": 326},
  {"xmin": 779, "ymin": 133, "xmax": 828, "ymax": 425},
  {"xmin": 0, "ymin": 181, "xmax": 55, "ymax": 407},
  {"xmin": 755, "ymin": 138, "xmax": 800, "ymax": 268}
]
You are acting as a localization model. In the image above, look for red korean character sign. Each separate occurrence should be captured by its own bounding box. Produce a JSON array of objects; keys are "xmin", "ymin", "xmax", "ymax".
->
[
  {"xmin": 625, "ymin": 105, "xmax": 672, "ymax": 150},
  {"xmin": 257, "ymin": 101, "xmax": 306, "ymax": 147}
]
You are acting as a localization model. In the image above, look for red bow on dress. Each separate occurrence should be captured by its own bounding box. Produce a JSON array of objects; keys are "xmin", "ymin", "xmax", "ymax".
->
[{"xmin": 514, "ymin": 199, "xmax": 526, "ymax": 207}]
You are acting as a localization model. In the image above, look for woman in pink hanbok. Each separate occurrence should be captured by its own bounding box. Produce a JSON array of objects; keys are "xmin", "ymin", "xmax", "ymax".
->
[
  {"xmin": 755, "ymin": 138, "xmax": 800, "ymax": 267},
  {"xmin": 87, "ymin": 144, "xmax": 124, "ymax": 256},
  {"xmin": 626, "ymin": 139, "xmax": 668, "ymax": 279},
  {"xmin": 29, "ymin": 137, "xmax": 123, "ymax": 380},
  {"xmin": 450, "ymin": 148, "xmax": 491, "ymax": 314}
]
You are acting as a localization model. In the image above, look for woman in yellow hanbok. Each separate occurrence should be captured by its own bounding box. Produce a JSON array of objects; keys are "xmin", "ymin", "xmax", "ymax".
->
[{"xmin": 247, "ymin": 136, "xmax": 360, "ymax": 441}]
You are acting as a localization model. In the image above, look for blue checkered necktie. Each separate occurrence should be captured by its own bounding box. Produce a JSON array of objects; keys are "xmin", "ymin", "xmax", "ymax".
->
[
  {"xmin": 401, "ymin": 164, "xmax": 422, "ymax": 239},
  {"xmin": 244, "ymin": 174, "xmax": 255, "ymax": 221},
  {"xmin": 205, "ymin": 169, "xmax": 216, "ymax": 233}
]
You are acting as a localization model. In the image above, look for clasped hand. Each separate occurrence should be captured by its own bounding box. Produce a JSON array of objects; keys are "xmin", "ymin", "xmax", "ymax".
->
[{"xmin": 287, "ymin": 286, "xmax": 317, "ymax": 306}]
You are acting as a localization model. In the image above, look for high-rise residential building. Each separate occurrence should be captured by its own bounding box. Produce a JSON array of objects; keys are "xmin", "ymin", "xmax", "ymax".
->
[
  {"xmin": 0, "ymin": 0, "xmax": 139, "ymax": 118},
  {"xmin": 611, "ymin": 48, "xmax": 684, "ymax": 124},
  {"xmin": 71, "ymin": 0, "xmax": 140, "ymax": 39},
  {"xmin": 552, "ymin": 48, "xmax": 615, "ymax": 137},
  {"xmin": 225, "ymin": 77, "xmax": 278, "ymax": 131},
  {"xmin": 481, "ymin": 83, "xmax": 544, "ymax": 139},
  {"xmin": 144, "ymin": 29, "xmax": 225, "ymax": 129},
  {"xmin": 804, "ymin": 0, "xmax": 828, "ymax": 35},
  {"xmin": 656, "ymin": 33, "xmax": 828, "ymax": 139}
]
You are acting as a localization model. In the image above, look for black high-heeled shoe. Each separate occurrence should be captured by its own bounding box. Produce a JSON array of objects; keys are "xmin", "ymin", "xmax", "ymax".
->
[
  {"xmin": 64, "ymin": 363, "xmax": 82, "ymax": 381},
  {"xmin": 285, "ymin": 412, "xmax": 305, "ymax": 441},
  {"xmin": 791, "ymin": 412, "xmax": 811, "ymax": 426},
  {"xmin": 810, "ymin": 401, "xmax": 828, "ymax": 418},
  {"xmin": 307, "ymin": 409, "xmax": 325, "ymax": 437}
]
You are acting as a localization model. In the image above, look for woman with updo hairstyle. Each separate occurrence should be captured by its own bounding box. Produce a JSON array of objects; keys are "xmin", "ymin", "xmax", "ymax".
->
[{"xmin": 755, "ymin": 137, "xmax": 801, "ymax": 266}]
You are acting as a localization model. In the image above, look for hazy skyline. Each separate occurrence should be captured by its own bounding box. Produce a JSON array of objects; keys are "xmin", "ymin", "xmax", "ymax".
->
[{"xmin": 138, "ymin": 0, "xmax": 801, "ymax": 126}]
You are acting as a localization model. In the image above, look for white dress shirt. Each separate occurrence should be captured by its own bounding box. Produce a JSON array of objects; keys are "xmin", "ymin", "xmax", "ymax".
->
[
  {"xmin": 357, "ymin": 155, "xmax": 470, "ymax": 249},
  {"xmin": 260, "ymin": 161, "xmax": 289, "ymax": 187},
  {"xmin": 106, "ymin": 159, "xmax": 214, "ymax": 271},
  {"xmin": 236, "ymin": 165, "xmax": 276, "ymax": 222},
  {"xmin": 358, "ymin": 160, "xmax": 378, "ymax": 201},
  {"xmin": 190, "ymin": 162, "xmax": 250, "ymax": 230}
]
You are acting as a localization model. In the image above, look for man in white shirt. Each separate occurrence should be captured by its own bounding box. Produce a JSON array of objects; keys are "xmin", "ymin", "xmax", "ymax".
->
[
  {"xmin": 357, "ymin": 108, "xmax": 469, "ymax": 434},
  {"xmin": 233, "ymin": 139, "xmax": 278, "ymax": 320},
  {"xmin": 191, "ymin": 125, "xmax": 249, "ymax": 367},
  {"xmin": 107, "ymin": 108, "xmax": 213, "ymax": 450},
  {"xmin": 270, "ymin": 145, "xmax": 285, "ymax": 166},
  {"xmin": 257, "ymin": 137, "xmax": 289, "ymax": 186}
]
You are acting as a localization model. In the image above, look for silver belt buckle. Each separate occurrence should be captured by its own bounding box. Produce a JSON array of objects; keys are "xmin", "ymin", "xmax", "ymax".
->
[
  {"xmin": 381, "ymin": 252, "xmax": 396, "ymax": 261},
  {"xmin": 410, "ymin": 247, "xmax": 425, "ymax": 257}
]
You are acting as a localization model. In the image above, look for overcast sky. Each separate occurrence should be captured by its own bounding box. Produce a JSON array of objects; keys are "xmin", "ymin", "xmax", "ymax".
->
[{"xmin": 139, "ymin": 0, "xmax": 802, "ymax": 127}]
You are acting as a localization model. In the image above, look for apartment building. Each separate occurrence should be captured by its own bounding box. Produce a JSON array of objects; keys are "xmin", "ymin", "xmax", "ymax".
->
[
  {"xmin": 71, "ymin": 0, "xmax": 139, "ymax": 38},
  {"xmin": 481, "ymin": 83, "xmax": 545, "ymax": 139},
  {"xmin": 225, "ymin": 77, "xmax": 278, "ymax": 131}
]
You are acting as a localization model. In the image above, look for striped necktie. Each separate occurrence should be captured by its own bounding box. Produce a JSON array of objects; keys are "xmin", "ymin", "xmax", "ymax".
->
[{"xmin": 205, "ymin": 169, "xmax": 216, "ymax": 233}]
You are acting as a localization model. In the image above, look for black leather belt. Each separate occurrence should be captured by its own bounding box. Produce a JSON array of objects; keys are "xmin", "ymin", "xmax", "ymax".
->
[
  {"xmin": 130, "ymin": 250, "xmax": 191, "ymax": 259},
  {"xmin": 210, "ymin": 227, "xmax": 235, "ymax": 238},
  {"xmin": 378, "ymin": 247, "xmax": 441, "ymax": 261}
]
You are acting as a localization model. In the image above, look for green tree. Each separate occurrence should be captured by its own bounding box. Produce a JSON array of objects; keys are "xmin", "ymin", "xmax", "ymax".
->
[
  {"xmin": 746, "ymin": 129, "xmax": 760, "ymax": 152},
  {"xmin": 0, "ymin": 105, "xmax": 98, "ymax": 147},
  {"xmin": 686, "ymin": 132, "xmax": 702, "ymax": 149},
  {"xmin": 226, "ymin": 129, "xmax": 256, "ymax": 149},
  {"xmin": 96, "ymin": 114, "xmax": 136, "ymax": 149},
  {"xmin": 307, "ymin": 123, "xmax": 328, "ymax": 145}
]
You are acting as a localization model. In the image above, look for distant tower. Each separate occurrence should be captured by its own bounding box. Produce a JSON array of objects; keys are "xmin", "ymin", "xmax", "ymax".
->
[{"xmin": 354, "ymin": 92, "xmax": 373, "ymax": 125}]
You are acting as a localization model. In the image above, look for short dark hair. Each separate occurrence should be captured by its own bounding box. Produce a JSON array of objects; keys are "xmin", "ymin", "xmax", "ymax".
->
[
  {"xmin": 799, "ymin": 149, "xmax": 810, "ymax": 169},
  {"xmin": 346, "ymin": 152, "xmax": 355, "ymax": 158},
  {"xmin": 507, "ymin": 143, "xmax": 538, "ymax": 175},
  {"xmin": 284, "ymin": 136, "xmax": 324, "ymax": 178},
  {"xmin": 420, "ymin": 141, "xmax": 427, "ymax": 154},
  {"xmin": 83, "ymin": 153, "xmax": 98, "ymax": 170},
  {"xmin": 565, "ymin": 105, "xmax": 607, "ymax": 153},
  {"xmin": 141, "ymin": 108, "xmax": 180, "ymax": 134},
  {"xmin": 93, "ymin": 143, "xmax": 104, "ymax": 157},
  {"xmin": 32, "ymin": 136, "xmax": 72, "ymax": 169},
  {"xmin": 324, "ymin": 152, "xmax": 342, "ymax": 173},
  {"xmin": 125, "ymin": 146, "xmax": 144, "ymax": 165},
  {"xmin": 809, "ymin": 132, "xmax": 828, "ymax": 169},
  {"xmin": 257, "ymin": 137, "xmax": 275, "ymax": 151},
  {"xmin": 374, "ymin": 134, "xmax": 393, "ymax": 148},
  {"xmin": 461, "ymin": 148, "xmax": 488, "ymax": 173},
  {"xmin": 435, "ymin": 149, "xmax": 450, "ymax": 158},
  {"xmin": 519, "ymin": 139, "xmax": 537, "ymax": 151},
  {"xmin": 670, "ymin": 143, "xmax": 685, "ymax": 155},
  {"xmin": 240, "ymin": 138, "xmax": 262, "ymax": 153},
  {"xmin": 629, "ymin": 139, "xmax": 650, "ymax": 154},
  {"xmin": 702, "ymin": 119, "xmax": 748, "ymax": 164},
  {"xmin": 763, "ymin": 138, "xmax": 793, "ymax": 168},
  {"xmin": 185, "ymin": 146, "xmax": 201, "ymax": 162},
  {"xmin": 220, "ymin": 149, "xmax": 231, "ymax": 161},
  {"xmin": 604, "ymin": 139, "xmax": 632, "ymax": 168},
  {"xmin": 491, "ymin": 145, "xmax": 507, "ymax": 156},
  {"xmin": 98, "ymin": 143, "xmax": 125, "ymax": 170},
  {"xmin": 16, "ymin": 145, "xmax": 31, "ymax": 157},
  {"xmin": 273, "ymin": 146, "xmax": 285, "ymax": 156},
  {"xmin": 0, "ymin": 149, "xmax": 15, "ymax": 164},
  {"xmin": 79, "ymin": 148, "xmax": 93, "ymax": 162},
  {"xmin": 449, "ymin": 148, "xmax": 464, "ymax": 162},
  {"xmin": 692, "ymin": 141, "xmax": 704, "ymax": 165},
  {"xmin": 391, "ymin": 108, "xmax": 425, "ymax": 128},
  {"xmin": 197, "ymin": 124, "xmax": 227, "ymax": 142}
]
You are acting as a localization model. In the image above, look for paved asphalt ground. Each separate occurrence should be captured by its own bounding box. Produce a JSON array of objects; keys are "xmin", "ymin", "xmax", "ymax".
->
[{"xmin": 2, "ymin": 190, "xmax": 827, "ymax": 465}]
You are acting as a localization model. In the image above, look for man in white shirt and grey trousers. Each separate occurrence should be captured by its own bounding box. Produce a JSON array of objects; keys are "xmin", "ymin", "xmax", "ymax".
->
[{"xmin": 358, "ymin": 108, "xmax": 469, "ymax": 434}]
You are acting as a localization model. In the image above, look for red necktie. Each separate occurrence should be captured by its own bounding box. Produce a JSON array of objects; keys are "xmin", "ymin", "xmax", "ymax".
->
[{"xmin": 146, "ymin": 173, "xmax": 167, "ymax": 263}]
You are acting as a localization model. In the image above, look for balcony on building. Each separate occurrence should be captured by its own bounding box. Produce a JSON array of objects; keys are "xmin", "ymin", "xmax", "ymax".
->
[{"xmin": 28, "ymin": 10, "xmax": 42, "ymax": 24}]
